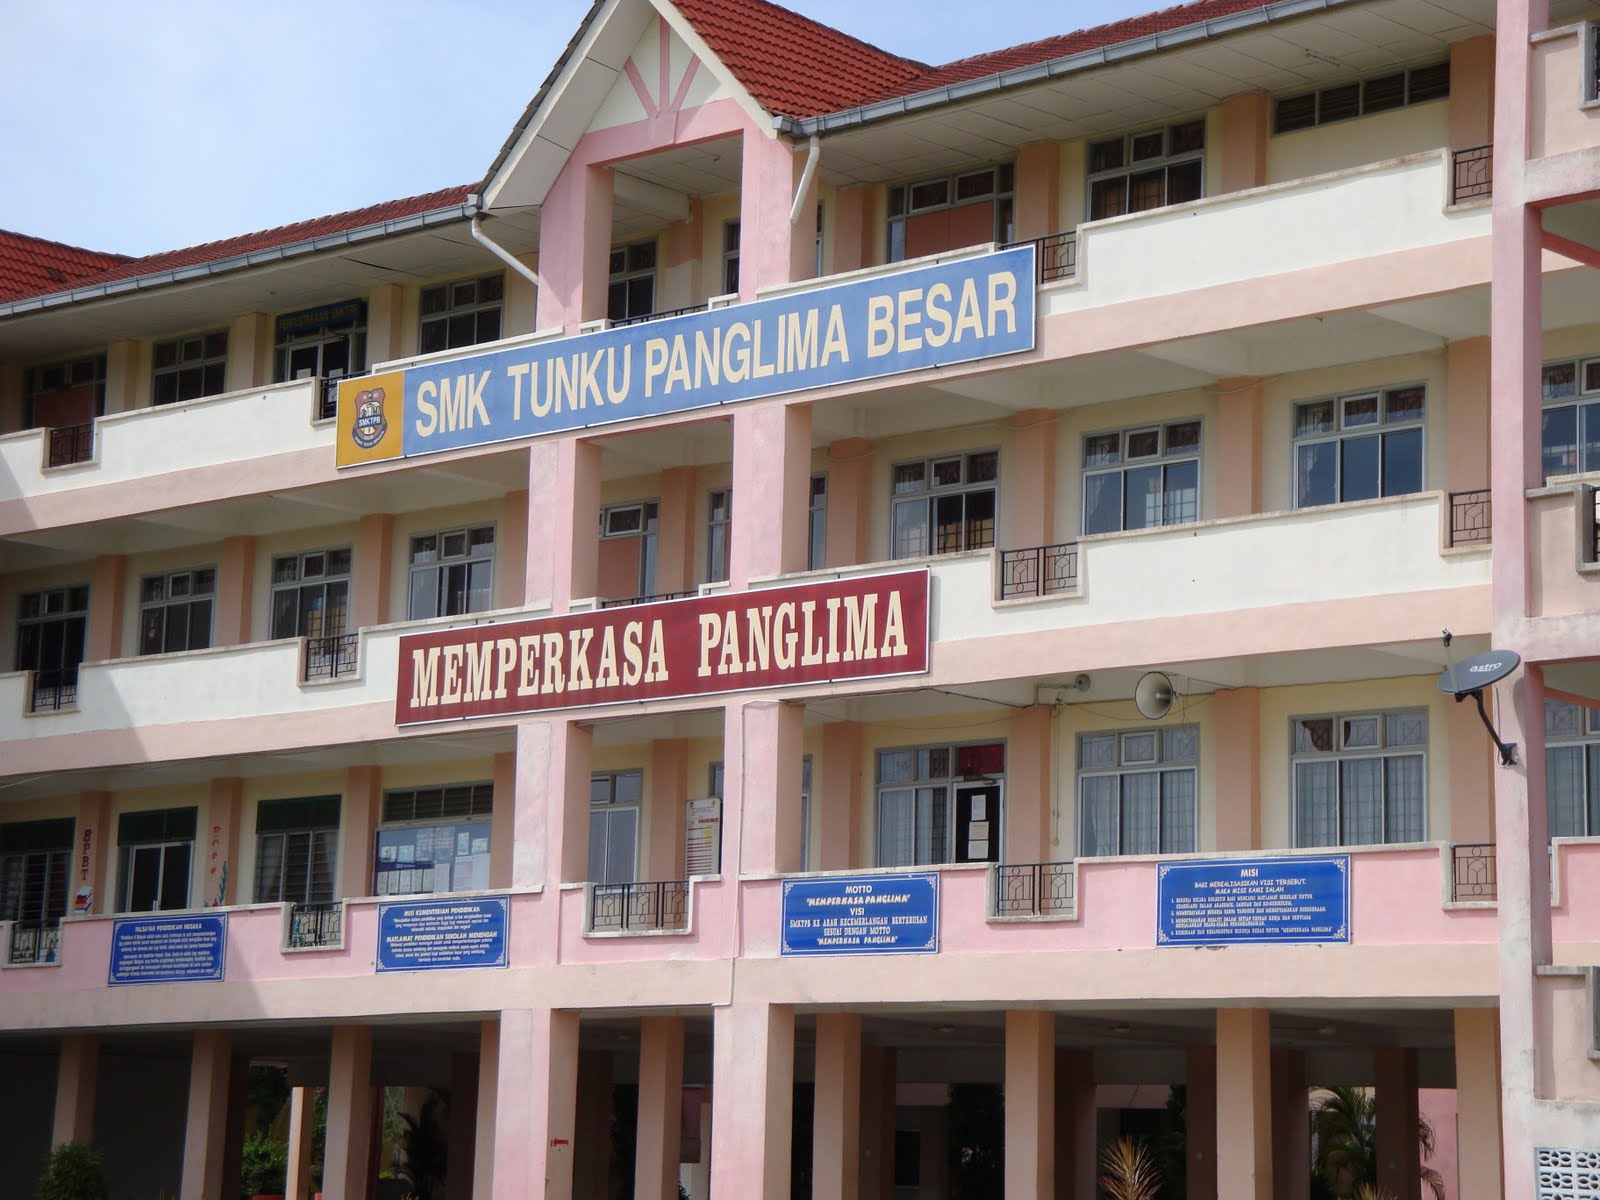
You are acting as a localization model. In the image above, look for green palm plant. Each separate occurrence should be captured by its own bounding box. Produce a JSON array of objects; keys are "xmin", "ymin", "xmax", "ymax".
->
[
  {"xmin": 1311, "ymin": 1086, "xmax": 1445, "ymax": 1200},
  {"xmin": 1099, "ymin": 1134, "xmax": 1163, "ymax": 1200}
]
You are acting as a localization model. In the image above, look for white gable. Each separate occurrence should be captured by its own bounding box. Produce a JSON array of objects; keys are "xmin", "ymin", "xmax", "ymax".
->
[{"xmin": 587, "ymin": 16, "xmax": 737, "ymax": 134}]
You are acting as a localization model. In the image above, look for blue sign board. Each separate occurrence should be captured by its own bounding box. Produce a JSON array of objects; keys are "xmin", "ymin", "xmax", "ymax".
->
[
  {"xmin": 376, "ymin": 895, "xmax": 509, "ymax": 972},
  {"xmin": 781, "ymin": 872, "xmax": 939, "ymax": 956},
  {"xmin": 108, "ymin": 913, "xmax": 227, "ymax": 985},
  {"xmin": 1156, "ymin": 856, "xmax": 1350, "ymax": 946}
]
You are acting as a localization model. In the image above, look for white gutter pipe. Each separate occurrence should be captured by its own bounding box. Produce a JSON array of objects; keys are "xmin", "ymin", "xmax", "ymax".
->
[
  {"xmin": 789, "ymin": 137, "xmax": 821, "ymax": 226},
  {"xmin": 469, "ymin": 207, "xmax": 543, "ymax": 292}
]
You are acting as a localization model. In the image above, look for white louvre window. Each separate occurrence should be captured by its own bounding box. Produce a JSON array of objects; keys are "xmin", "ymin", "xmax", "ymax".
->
[
  {"xmin": 253, "ymin": 797, "xmax": 340, "ymax": 905},
  {"xmin": 1291, "ymin": 710, "xmax": 1427, "ymax": 847},
  {"xmin": 1274, "ymin": 62, "xmax": 1450, "ymax": 134},
  {"xmin": 1077, "ymin": 726, "xmax": 1198, "ymax": 856},
  {"xmin": 1082, "ymin": 421, "xmax": 1201, "ymax": 534}
]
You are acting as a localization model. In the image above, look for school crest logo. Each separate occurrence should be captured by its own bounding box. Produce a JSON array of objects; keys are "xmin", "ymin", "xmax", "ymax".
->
[{"xmin": 351, "ymin": 388, "xmax": 389, "ymax": 449}]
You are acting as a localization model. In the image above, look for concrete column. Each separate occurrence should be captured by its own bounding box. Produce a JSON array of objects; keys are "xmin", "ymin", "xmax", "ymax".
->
[
  {"xmin": 51, "ymin": 1035, "xmax": 98, "ymax": 1148},
  {"xmin": 646, "ymin": 739, "xmax": 689, "ymax": 880},
  {"xmin": 823, "ymin": 438, "xmax": 872, "ymax": 569},
  {"xmin": 636, "ymin": 1016, "xmax": 686, "ymax": 1200},
  {"xmin": 1014, "ymin": 142, "xmax": 1062, "ymax": 242},
  {"xmin": 474, "ymin": 1020, "xmax": 500, "ymax": 1200},
  {"xmin": 1216, "ymin": 1010, "xmax": 1272, "ymax": 1200},
  {"xmin": 1213, "ymin": 377, "xmax": 1263, "ymax": 518},
  {"xmin": 1447, "ymin": 337, "xmax": 1492, "ymax": 496},
  {"xmin": 859, "ymin": 1046, "xmax": 895, "ymax": 1200},
  {"xmin": 1186, "ymin": 1044, "xmax": 1217, "ymax": 1200},
  {"xmin": 574, "ymin": 1051, "xmax": 614, "ymax": 1200},
  {"xmin": 1448, "ymin": 692, "xmax": 1495, "ymax": 843},
  {"xmin": 205, "ymin": 778, "xmax": 242, "ymax": 907},
  {"xmin": 1006, "ymin": 706, "xmax": 1053, "ymax": 863},
  {"xmin": 104, "ymin": 339, "xmax": 139, "ymax": 414},
  {"xmin": 224, "ymin": 312, "xmax": 273, "ymax": 393},
  {"xmin": 1454, "ymin": 1009, "xmax": 1503, "ymax": 1200},
  {"xmin": 1004, "ymin": 1011, "xmax": 1054, "ymax": 1200},
  {"xmin": 366, "ymin": 283, "xmax": 405, "ymax": 365},
  {"xmin": 1007, "ymin": 410, "xmax": 1057, "ymax": 550},
  {"xmin": 1449, "ymin": 36, "xmax": 1495, "ymax": 149},
  {"xmin": 72, "ymin": 791, "xmax": 109, "ymax": 915},
  {"xmin": 830, "ymin": 185, "xmax": 872, "ymax": 275},
  {"xmin": 353, "ymin": 513, "xmax": 394, "ymax": 630},
  {"xmin": 1053, "ymin": 1050, "xmax": 1096, "ymax": 1200},
  {"xmin": 710, "ymin": 1003, "xmax": 794, "ymax": 1200},
  {"xmin": 286, "ymin": 1086, "xmax": 316, "ymax": 1200},
  {"xmin": 723, "ymin": 701, "xmax": 805, "ymax": 876},
  {"xmin": 526, "ymin": 438, "xmax": 602, "ymax": 612},
  {"xmin": 813, "ymin": 1013, "xmax": 862, "ymax": 1200},
  {"xmin": 493, "ymin": 1009, "xmax": 580, "ymax": 1200},
  {"xmin": 661, "ymin": 196, "xmax": 704, "ymax": 308},
  {"xmin": 221, "ymin": 1054, "xmax": 248, "ymax": 1200},
  {"xmin": 657, "ymin": 466, "xmax": 698, "ymax": 594},
  {"xmin": 490, "ymin": 751, "xmax": 515, "ymax": 890},
  {"xmin": 817, "ymin": 721, "xmax": 864, "ymax": 871},
  {"xmin": 340, "ymin": 765, "xmax": 380, "ymax": 901},
  {"xmin": 215, "ymin": 535, "xmax": 255, "ymax": 647},
  {"xmin": 504, "ymin": 251, "xmax": 539, "ymax": 337},
  {"xmin": 729, "ymin": 403, "xmax": 812, "ymax": 587},
  {"xmin": 512, "ymin": 718, "xmax": 593, "ymax": 890},
  {"xmin": 86, "ymin": 554, "xmax": 125, "ymax": 661},
  {"xmin": 179, "ymin": 1029, "xmax": 232, "ymax": 1200},
  {"xmin": 497, "ymin": 488, "xmax": 530, "ymax": 609},
  {"xmin": 738, "ymin": 130, "xmax": 815, "ymax": 300},
  {"xmin": 1374, "ymin": 1047, "xmax": 1420, "ymax": 1198},
  {"xmin": 324, "ymin": 1026, "xmax": 375, "ymax": 1200},
  {"xmin": 1270, "ymin": 1049, "xmax": 1310, "ymax": 1200},
  {"xmin": 447, "ymin": 1052, "xmax": 480, "ymax": 1200},
  {"xmin": 536, "ymin": 163, "xmax": 614, "ymax": 334},
  {"xmin": 1218, "ymin": 94, "xmax": 1270, "ymax": 192},
  {"xmin": 1212, "ymin": 688, "xmax": 1261, "ymax": 851}
]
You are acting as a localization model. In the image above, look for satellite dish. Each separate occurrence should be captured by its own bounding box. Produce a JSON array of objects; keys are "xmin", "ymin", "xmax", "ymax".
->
[
  {"xmin": 1135, "ymin": 671, "xmax": 1175, "ymax": 720},
  {"xmin": 1436, "ymin": 649, "xmax": 1521, "ymax": 696}
]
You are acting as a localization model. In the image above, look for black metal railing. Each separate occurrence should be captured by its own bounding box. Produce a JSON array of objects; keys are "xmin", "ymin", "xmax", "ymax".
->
[
  {"xmin": 1452, "ymin": 843, "xmax": 1497, "ymax": 901},
  {"xmin": 8, "ymin": 919, "xmax": 62, "ymax": 964},
  {"xmin": 304, "ymin": 633, "xmax": 359, "ymax": 681},
  {"xmin": 1005, "ymin": 231, "xmax": 1078, "ymax": 283},
  {"xmin": 1451, "ymin": 144, "xmax": 1492, "ymax": 204},
  {"xmin": 30, "ymin": 667, "xmax": 79, "ymax": 713},
  {"xmin": 610, "ymin": 305, "xmax": 702, "ymax": 329},
  {"xmin": 47, "ymin": 422, "xmax": 93, "ymax": 467},
  {"xmin": 1592, "ymin": 488, "xmax": 1600, "ymax": 564},
  {"xmin": 286, "ymin": 902, "xmax": 344, "ymax": 948},
  {"xmin": 994, "ymin": 862, "xmax": 1076, "ymax": 917},
  {"xmin": 1449, "ymin": 488, "xmax": 1491, "ymax": 546},
  {"xmin": 588, "ymin": 880, "xmax": 690, "ymax": 933},
  {"xmin": 997, "ymin": 542, "xmax": 1080, "ymax": 599},
  {"xmin": 599, "ymin": 589, "xmax": 697, "ymax": 609}
]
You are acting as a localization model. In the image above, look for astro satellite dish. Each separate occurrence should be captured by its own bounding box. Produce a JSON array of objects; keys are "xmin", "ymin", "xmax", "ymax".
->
[
  {"xmin": 1436, "ymin": 631, "xmax": 1521, "ymax": 765},
  {"xmin": 1134, "ymin": 671, "xmax": 1176, "ymax": 720}
]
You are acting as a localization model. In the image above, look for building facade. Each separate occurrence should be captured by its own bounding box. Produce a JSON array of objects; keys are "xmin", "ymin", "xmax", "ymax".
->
[{"xmin": 1, "ymin": 0, "xmax": 1597, "ymax": 1197}]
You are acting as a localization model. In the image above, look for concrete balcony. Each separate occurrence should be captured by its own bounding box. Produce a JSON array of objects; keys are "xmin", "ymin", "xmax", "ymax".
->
[
  {"xmin": 1531, "ymin": 22, "xmax": 1600, "ymax": 162},
  {"xmin": 1529, "ymin": 479, "xmax": 1600, "ymax": 618}
]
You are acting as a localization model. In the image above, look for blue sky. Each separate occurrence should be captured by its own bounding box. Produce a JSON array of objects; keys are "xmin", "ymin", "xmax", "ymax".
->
[{"xmin": 1, "ymin": 0, "xmax": 1157, "ymax": 256}]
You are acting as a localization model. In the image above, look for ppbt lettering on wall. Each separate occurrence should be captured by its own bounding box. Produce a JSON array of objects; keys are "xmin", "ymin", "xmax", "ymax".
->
[{"xmin": 394, "ymin": 571, "xmax": 930, "ymax": 725}]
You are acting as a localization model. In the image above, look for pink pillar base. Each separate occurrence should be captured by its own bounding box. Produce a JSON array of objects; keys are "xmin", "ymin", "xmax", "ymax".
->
[
  {"xmin": 51, "ymin": 1034, "xmax": 98, "ymax": 1148},
  {"xmin": 635, "ymin": 1016, "xmax": 686, "ymax": 1200},
  {"xmin": 1215, "ymin": 1009, "xmax": 1272, "ymax": 1200},
  {"xmin": 323, "ymin": 1025, "xmax": 375, "ymax": 1200},
  {"xmin": 709, "ymin": 1004, "xmax": 794, "ymax": 1200},
  {"xmin": 179, "ymin": 1029, "xmax": 233, "ymax": 1200},
  {"xmin": 492, "ymin": 1008, "xmax": 580, "ymax": 1200},
  {"xmin": 813, "ymin": 1013, "xmax": 862, "ymax": 1200},
  {"xmin": 1004, "ymin": 1011, "xmax": 1055, "ymax": 1200}
]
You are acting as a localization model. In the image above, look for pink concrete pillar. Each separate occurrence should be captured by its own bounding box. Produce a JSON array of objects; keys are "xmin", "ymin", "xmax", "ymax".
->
[
  {"xmin": 1215, "ymin": 1009, "xmax": 1272, "ymax": 1200},
  {"xmin": 86, "ymin": 554, "xmax": 125, "ymax": 661},
  {"xmin": 205, "ymin": 778, "xmax": 241, "ymax": 907},
  {"xmin": 817, "ymin": 721, "xmax": 864, "ymax": 871},
  {"xmin": 493, "ymin": 1009, "xmax": 581, "ymax": 1200},
  {"xmin": 447, "ymin": 1052, "xmax": 479, "ymax": 1200},
  {"xmin": 1007, "ymin": 410, "xmax": 1056, "ymax": 550},
  {"xmin": 221, "ymin": 1054, "xmax": 248, "ymax": 1200},
  {"xmin": 104, "ymin": 339, "xmax": 138, "ymax": 414},
  {"xmin": 574, "ymin": 1051, "xmax": 614, "ymax": 1200},
  {"xmin": 636, "ymin": 1016, "xmax": 686, "ymax": 1200},
  {"xmin": 646, "ymin": 739, "xmax": 688, "ymax": 881},
  {"xmin": 1212, "ymin": 688, "xmax": 1261, "ymax": 851},
  {"xmin": 723, "ymin": 701, "xmax": 805, "ymax": 876},
  {"xmin": 1005, "ymin": 706, "xmax": 1052, "ymax": 864},
  {"xmin": 536, "ymin": 163, "xmax": 614, "ymax": 334},
  {"xmin": 859, "ymin": 1046, "xmax": 895, "ymax": 1200},
  {"xmin": 1004, "ymin": 1011, "xmax": 1055, "ymax": 1200},
  {"xmin": 52, "ymin": 1034, "xmax": 98, "ymax": 1148},
  {"xmin": 710, "ymin": 1003, "xmax": 794, "ymax": 1200},
  {"xmin": 513, "ymin": 718, "xmax": 593, "ymax": 889},
  {"xmin": 1448, "ymin": 693, "xmax": 1495, "ymax": 844},
  {"xmin": 496, "ymin": 489, "xmax": 530, "ymax": 609},
  {"xmin": 738, "ymin": 131, "xmax": 815, "ymax": 300},
  {"xmin": 1270, "ymin": 1049, "xmax": 1310, "ymax": 1200},
  {"xmin": 179, "ymin": 1029, "xmax": 233, "ymax": 1200},
  {"xmin": 657, "ymin": 466, "xmax": 698, "ymax": 594},
  {"xmin": 490, "ymin": 751, "xmax": 515, "ymax": 890},
  {"xmin": 225, "ymin": 312, "xmax": 274, "ymax": 392},
  {"xmin": 73, "ymin": 791, "xmax": 109, "ymax": 915},
  {"xmin": 813, "ymin": 1013, "xmax": 862, "ymax": 1200},
  {"xmin": 354, "ymin": 514, "xmax": 393, "ymax": 629},
  {"xmin": 1447, "ymin": 337, "xmax": 1491, "ymax": 495},
  {"xmin": 1213, "ymin": 378, "xmax": 1263, "ymax": 519},
  {"xmin": 324, "ymin": 1026, "xmax": 374, "ymax": 1200},
  {"xmin": 286, "ymin": 1086, "xmax": 316, "ymax": 1200},
  {"xmin": 1454, "ymin": 1009, "xmax": 1503, "ymax": 1200},
  {"xmin": 526, "ymin": 438, "xmax": 602, "ymax": 613},
  {"xmin": 730, "ymin": 403, "xmax": 812, "ymax": 587},
  {"xmin": 824, "ymin": 438, "xmax": 872, "ymax": 569},
  {"xmin": 1374, "ymin": 1048, "xmax": 1420, "ymax": 1198},
  {"xmin": 831, "ymin": 186, "xmax": 873, "ymax": 275},
  {"xmin": 1449, "ymin": 36, "xmax": 1495, "ymax": 149},
  {"xmin": 1014, "ymin": 142, "xmax": 1061, "ymax": 242},
  {"xmin": 1186, "ymin": 1044, "xmax": 1218, "ymax": 1200},
  {"xmin": 662, "ymin": 196, "xmax": 705, "ymax": 308},
  {"xmin": 215, "ymin": 535, "xmax": 255, "ymax": 647},
  {"xmin": 1218, "ymin": 94, "xmax": 1269, "ymax": 192},
  {"xmin": 340, "ymin": 765, "xmax": 380, "ymax": 900},
  {"xmin": 1053, "ymin": 1050, "xmax": 1096, "ymax": 1200},
  {"xmin": 475, "ymin": 1020, "xmax": 500, "ymax": 1200}
]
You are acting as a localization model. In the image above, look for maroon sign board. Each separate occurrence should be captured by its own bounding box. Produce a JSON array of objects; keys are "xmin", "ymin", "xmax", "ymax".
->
[{"xmin": 395, "ymin": 570, "xmax": 930, "ymax": 725}]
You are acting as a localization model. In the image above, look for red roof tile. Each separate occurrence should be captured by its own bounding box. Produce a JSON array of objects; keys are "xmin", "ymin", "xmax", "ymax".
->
[{"xmin": 0, "ymin": 231, "xmax": 129, "ymax": 302}]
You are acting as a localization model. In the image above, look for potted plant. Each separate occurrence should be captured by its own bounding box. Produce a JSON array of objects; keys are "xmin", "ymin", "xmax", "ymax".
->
[
  {"xmin": 239, "ymin": 1129, "xmax": 288, "ymax": 1200},
  {"xmin": 1098, "ymin": 1134, "xmax": 1162, "ymax": 1200},
  {"xmin": 34, "ymin": 1142, "xmax": 108, "ymax": 1200}
]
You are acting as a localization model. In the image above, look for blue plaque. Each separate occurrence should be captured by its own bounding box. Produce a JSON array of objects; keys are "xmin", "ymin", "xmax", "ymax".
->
[
  {"xmin": 781, "ymin": 872, "xmax": 938, "ymax": 956},
  {"xmin": 108, "ymin": 913, "xmax": 227, "ymax": 985},
  {"xmin": 376, "ymin": 895, "xmax": 509, "ymax": 972},
  {"xmin": 1157, "ymin": 856, "xmax": 1350, "ymax": 946}
]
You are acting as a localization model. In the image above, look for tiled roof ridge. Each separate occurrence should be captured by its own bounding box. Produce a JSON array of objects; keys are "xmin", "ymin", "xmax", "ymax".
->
[
  {"xmin": 0, "ymin": 228, "xmax": 131, "ymax": 264},
  {"xmin": 707, "ymin": 0, "xmax": 929, "ymax": 72}
]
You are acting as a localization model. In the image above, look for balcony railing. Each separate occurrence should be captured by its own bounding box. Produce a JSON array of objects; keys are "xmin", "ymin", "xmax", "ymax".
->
[
  {"xmin": 588, "ymin": 880, "xmax": 689, "ymax": 933},
  {"xmin": 599, "ymin": 589, "xmax": 697, "ymax": 609},
  {"xmin": 610, "ymin": 305, "xmax": 702, "ymax": 329},
  {"xmin": 997, "ymin": 542, "xmax": 1080, "ymax": 599},
  {"xmin": 1451, "ymin": 144, "xmax": 1492, "ymax": 204},
  {"xmin": 286, "ymin": 901, "xmax": 343, "ymax": 948},
  {"xmin": 304, "ymin": 633, "xmax": 359, "ymax": 682},
  {"xmin": 7, "ymin": 919, "xmax": 62, "ymax": 964},
  {"xmin": 1004, "ymin": 231, "xmax": 1078, "ymax": 283},
  {"xmin": 993, "ymin": 861, "xmax": 1076, "ymax": 917},
  {"xmin": 1449, "ymin": 488, "xmax": 1491, "ymax": 546},
  {"xmin": 1451, "ymin": 843, "xmax": 1497, "ymax": 901},
  {"xmin": 30, "ymin": 667, "xmax": 79, "ymax": 713},
  {"xmin": 47, "ymin": 422, "xmax": 94, "ymax": 467}
]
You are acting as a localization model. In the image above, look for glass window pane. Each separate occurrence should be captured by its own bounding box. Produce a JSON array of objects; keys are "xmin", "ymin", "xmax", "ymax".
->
[
  {"xmin": 1580, "ymin": 403, "xmax": 1600, "ymax": 474},
  {"xmin": 966, "ymin": 451, "xmax": 998, "ymax": 483},
  {"xmin": 1084, "ymin": 433, "xmax": 1120, "ymax": 467},
  {"xmin": 1089, "ymin": 178, "xmax": 1127, "ymax": 221},
  {"xmin": 1127, "ymin": 169, "xmax": 1165, "ymax": 213},
  {"xmin": 614, "ymin": 772, "xmax": 642, "ymax": 805},
  {"xmin": 1165, "ymin": 421, "xmax": 1201, "ymax": 454},
  {"xmin": 1079, "ymin": 734, "xmax": 1117, "ymax": 770},
  {"xmin": 1547, "ymin": 699, "xmax": 1584, "ymax": 739},
  {"xmin": 1125, "ymin": 429, "xmax": 1160, "ymax": 459},
  {"xmin": 1547, "ymin": 746, "xmax": 1585, "ymax": 838},
  {"xmin": 878, "ymin": 789, "xmax": 914, "ymax": 867},
  {"xmin": 604, "ymin": 809, "xmax": 636, "ymax": 884},
  {"xmin": 1294, "ymin": 761, "xmax": 1338, "ymax": 847},
  {"xmin": 963, "ymin": 489, "xmax": 996, "ymax": 551},
  {"xmin": 1386, "ymin": 711, "xmax": 1427, "ymax": 748},
  {"xmin": 1384, "ymin": 755, "xmax": 1425, "ymax": 842},
  {"xmin": 1296, "ymin": 442, "xmax": 1336, "ymax": 508},
  {"xmin": 1340, "ymin": 759, "xmax": 1383, "ymax": 845},
  {"xmin": 1121, "ymin": 773, "xmax": 1159, "ymax": 854},
  {"xmin": 1295, "ymin": 400, "xmax": 1335, "ymax": 438},
  {"xmin": 1340, "ymin": 434, "xmax": 1380, "ymax": 502},
  {"xmin": 892, "ymin": 462, "xmax": 926, "ymax": 494},
  {"xmin": 588, "ymin": 811, "xmax": 608, "ymax": 882},
  {"xmin": 1543, "ymin": 407, "xmax": 1578, "ymax": 479},
  {"xmin": 1160, "ymin": 770, "xmax": 1196, "ymax": 853},
  {"xmin": 1121, "ymin": 732, "xmax": 1157, "ymax": 764},
  {"xmin": 1381, "ymin": 427, "xmax": 1423, "ymax": 496},
  {"xmin": 1342, "ymin": 395, "xmax": 1379, "ymax": 428},
  {"xmin": 1080, "ymin": 776, "xmax": 1119, "ymax": 857},
  {"xmin": 1543, "ymin": 362, "xmax": 1577, "ymax": 402},
  {"xmin": 892, "ymin": 499, "xmax": 929, "ymax": 559},
  {"xmin": 1384, "ymin": 387, "xmax": 1425, "ymax": 423},
  {"xmin": 1123, "ymin": 465, "xmax": 1162, "ymax": 531},
  {"xmin": 1163, "ymin": 460, "xmax": 1199, "ymax": 525},
  {"xmin": 1167, "ymin": 159, "xmax": 1202, "ymax": 205},
  {"xmin": 1162, "ymin": 725, "xmax": 1199, "ymax": 763},
  {"xmin": 159, "ymin": 843, "xmax": 191, "ymax": 910},
  {"xmin": 1341, "ymin": 717, "xmax": 1379, "ymax": 749}
]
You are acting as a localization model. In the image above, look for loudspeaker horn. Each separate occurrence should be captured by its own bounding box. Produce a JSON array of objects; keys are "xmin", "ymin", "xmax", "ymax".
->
[{"xmin": 1134, "ymin": 671, "xmax": 1175, "ymax": 720}]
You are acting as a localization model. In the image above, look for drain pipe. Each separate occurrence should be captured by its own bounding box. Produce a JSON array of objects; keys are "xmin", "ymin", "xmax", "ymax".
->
[
  {"xmin": 467, "ymin": 197, "xmax": 542, "ymax": 291},
  {"xmin": 788, "ymin": 136, "xmax": 821, "ymax": 226}
]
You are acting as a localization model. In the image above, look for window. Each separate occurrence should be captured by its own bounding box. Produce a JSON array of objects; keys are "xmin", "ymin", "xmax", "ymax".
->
[
  {"xmin": 118, "ymin": 808, "xmax": 196, "ymax": 912},
  {"xmin": 254, "ymin": 796, "xmax": 340, "ymax": 905},
  {"xmin": 0, "ymin": 819, "xmax": 73, "ymax": 938},
  {"xmin": 601, "ymin": 502, "xmax": 660, "ymax": 599},
  {"xmin": 1082, "ymin": 421, "xmax": 1201, "ymax": 534},
  {"xmin": 275, "ymin": 300, "xmax": 367, "ymax": 419},
  {"xmin": 1539, "ymin": 358, "xmax": 1600, "ymax": 480},
  {"xmin": 876, "ymin": 743, "xmax": 1005, "ymax": 867},
  {"xmin": 808, "ymin": 474, "xmax": 828, "ymax": 571},
  {"xmin": 608, "ymin": 242, "xmax": 657, "ymax": 323},
  {"xmin": 888, "ymin": 164, "xmax": 1014, "ymax": 263},
  {"xmin": 891, "ymin": 451, "xmax": 997, "ymax": 559},
  {"xmin": 419, "ymin": 273, "xmax": 504, "ymax": 355},
  {"xmin": 1078, "ymin": 726, "xmax": 1198, "ymax": 856},
  {"xmin": 270, "ymin": 548, "xmax": 351, "ymax": 641},
  {"xmin": 27, "ymin": 355, "xmax": 105, "ymax": 430},
  {"xmin": 1291, "ymin": 710, "xmax": 1427, "ymax": 847},
  {"xmin": 153, "ymin": 331, "xmax": 228, "ymax": 406},
  {"xmin": 722, "ymin": 221, "xmax": 741, "ymax": 296},
  {"xmin": 408, "ymin": 526, "xmax": 495, "ymax": 621},
  {"xmin": 1545, "ymin": 699, "xmax": 1600, "ymax": 838},
  {"xmin": 589, "ymin": 771, "xmax": 641, "ymax": 884},
  {"xmin": 1088, "ymin": 120, "xmax": 1204, "ymax": 221},
  {"xmin": 16, "ymin": 586, "xmax": 88, "ymax": 709},
  {"xmin": 376, "ymin": 784, "xmax": 493, "ymax": 896},
  {"xmin": 707, "ymin": 489, "xmax": 732, "ymax": 584},
  {"xmin": 1293, "ymin": 386, "xmax": 1425, "ymax": 508},
  {"xmin": 139, "ymin": 568, "xmax": 215, "ymax": 655},
  {"xmin": 1274, "ymin": 62, "xmax": 1450, "ymax": 134}
]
